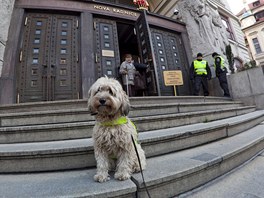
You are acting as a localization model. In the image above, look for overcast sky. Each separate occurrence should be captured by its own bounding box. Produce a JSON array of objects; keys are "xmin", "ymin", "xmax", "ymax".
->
[{"xmin": 226, "ymin": 0, "xmax": 255, "ymax": 15}]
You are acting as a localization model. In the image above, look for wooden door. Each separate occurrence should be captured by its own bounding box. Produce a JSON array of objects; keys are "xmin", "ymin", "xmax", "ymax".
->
[
  {"xmin": 135, "ymin": 10, "xmax": 159, "ymax": 96},
  {"xmin": 151, "ymin": 29, "xmax": 184, "ymax": 96},
  {"xmin": 93, "ymin": 18, "xmax": 120, "ymax": 79},
  {"xmin": 17, "ymin": 12, "xmax": 80, "ymax": 102}
]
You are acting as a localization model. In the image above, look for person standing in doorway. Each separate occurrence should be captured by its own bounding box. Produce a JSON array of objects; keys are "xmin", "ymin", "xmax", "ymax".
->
[
  {"xmin": 190, "ymin": 53, "xmax": 212, "ymax": 96},
  {"xmin": 119, "ymin": 54, "xmax": 137, "ymax": 97},
  {"xmin": 212, "ymin": 52, "xmax": 230, "ymax": 97}
]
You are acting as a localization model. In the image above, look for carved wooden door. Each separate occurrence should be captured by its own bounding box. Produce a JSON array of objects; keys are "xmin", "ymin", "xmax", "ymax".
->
[
  {"xmin": 94, "ymin": 18, "xmax": 120, "ymax": 79},
  {"xmin": 135, "ymin": 10, "xmax": 160, "ymax": 96},
  {"xmin": 150, "ymin": 29, "xmax": 184, "ymax": 96},
  {"xmin": 17, "ymin": 13, "xmax": 80, "ymax": 103}
]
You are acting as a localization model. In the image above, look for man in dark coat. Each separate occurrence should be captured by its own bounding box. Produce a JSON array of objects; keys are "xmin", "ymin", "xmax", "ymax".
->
[{"xmin": 190, "ymin": 53, "xmax": 212, "ymax": 96}]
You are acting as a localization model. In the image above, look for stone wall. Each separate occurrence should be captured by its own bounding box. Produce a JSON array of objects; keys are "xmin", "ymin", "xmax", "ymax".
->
[
  {"xmin": 228, "ymin": 66, "xmax": 264, "ymax": 109},
  {"xmin": 0, "ymin": 0, "xmax": 15, "ymax": 76}
]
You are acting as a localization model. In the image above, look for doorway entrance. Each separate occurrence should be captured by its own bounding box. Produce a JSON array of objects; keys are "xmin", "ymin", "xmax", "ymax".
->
[
  {"xmin": 17, "ymin": 12, "xmax": 80, "ymax": 103},
  {"xmin": 117, "ymin": 22, "xmax": 139, "ymax": 62}
]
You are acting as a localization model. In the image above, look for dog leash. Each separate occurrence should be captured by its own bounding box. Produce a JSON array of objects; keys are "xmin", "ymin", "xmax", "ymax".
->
[{"xmin": 131, "ymin": 135, "xmax": 152, "ymax": 198}]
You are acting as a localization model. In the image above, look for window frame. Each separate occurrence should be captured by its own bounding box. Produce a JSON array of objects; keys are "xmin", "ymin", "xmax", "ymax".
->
[
  {"xmin": 220, "ymin": 15, "xmax": 235, "ymax": 41},
  {"xmin": 252, "ymin": 37, "xmax": 262, "ymax": 54}
]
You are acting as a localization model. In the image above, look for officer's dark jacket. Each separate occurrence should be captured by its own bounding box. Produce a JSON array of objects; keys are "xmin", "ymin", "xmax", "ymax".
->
[{"xmin": 215, "ymin": 57, "xmax": 227, "ymax": 77}]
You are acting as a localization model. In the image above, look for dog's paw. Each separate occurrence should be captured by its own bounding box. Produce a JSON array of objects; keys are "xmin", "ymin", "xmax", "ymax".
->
[
  {"xmin": 94, "ymin": 174, "xmax": 110, "ymax": 183},
  {"xmin": 132, "ymin": 166, "xmax": 141, "ymax": 173},
  {"xmin": 114, "ymin": 172, "xmax": 131, "ymax": 181}
]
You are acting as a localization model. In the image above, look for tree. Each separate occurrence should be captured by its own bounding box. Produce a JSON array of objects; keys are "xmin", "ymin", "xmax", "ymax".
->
[{"xmin": 225, "ymin": 45, "xmax": 234, "ymax": 73}]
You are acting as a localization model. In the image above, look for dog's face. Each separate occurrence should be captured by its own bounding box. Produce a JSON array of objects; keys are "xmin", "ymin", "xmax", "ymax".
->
[{"xmin": 88, "ymin": 77, "xmax": 130, "ymax": 116}]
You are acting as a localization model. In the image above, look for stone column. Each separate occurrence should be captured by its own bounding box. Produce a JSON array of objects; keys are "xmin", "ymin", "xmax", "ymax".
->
[{"xmin": 0, "ymin": 0, "xmax": 15, "ymax": 76}]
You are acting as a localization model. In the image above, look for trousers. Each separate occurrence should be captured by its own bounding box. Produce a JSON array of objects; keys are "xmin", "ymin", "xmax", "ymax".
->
[
  {"xmin": 218, "ymin": 73, "xmax": 230, "ymax": 96},
  {"xmin": 193, "ymin": 75, "xmax": 209, "ymax": 96}
]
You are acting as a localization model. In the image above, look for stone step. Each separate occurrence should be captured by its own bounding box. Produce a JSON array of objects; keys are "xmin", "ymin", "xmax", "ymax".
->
[
  {"xmin": 0, "ymin": 101, "xmax": 243, "ymax": 127},
  {"xmin": 0, "ymin": 96, "xmax": 232, "ymax": 114},
  {"xmin": 133, "ymin": 123, "xmax": 264, "ymax": 198},
  {"xmin": 0, "ymin": 110, "xmax": 263, "ymax": 173},
  {"xmin": 0, "ymin": 122, "xmax": 263, "ymax": 198},
  {"xmin": 179, "ymin": 150, "xmax": 264, "ymax": 197},
  {"xmin": 0, "ymin": 106, "xmax": 256, "ymax": 143}
]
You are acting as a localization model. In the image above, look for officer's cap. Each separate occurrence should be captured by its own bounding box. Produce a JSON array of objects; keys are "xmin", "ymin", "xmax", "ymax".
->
[
  {"xmin": 212, "ymin": 52, "xmax": 218, "ymax": 57},
  {"xmin": 197, "ymin": 53, "xmax": 203, "ymax": 57}
]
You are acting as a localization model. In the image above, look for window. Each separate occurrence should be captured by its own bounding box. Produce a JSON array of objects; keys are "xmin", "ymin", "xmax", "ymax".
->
[
  {"xmin": 62, "ymin": 22, "xmax": 68, "ymax": 27},
  {"xmin": 255, "ymin": 11, "xmax": 264, "ymax": 21},
  {"xmin": 252, "ymin": 38, "xmax": 262, "ymax": 54},
  {"xmin": 61, "ymin": 31, "xmax": 67, "ymax": 36},
  {"xmin": 36, "ymin": 21, "xmax": 42, "ymax": 26},
  {"xmin": 221, "ymin": 16, "xmax": 235, "ymax": 41},
  {"xmin": 253, "ymin": 1, "xmax": 260, "ymax": 7}
]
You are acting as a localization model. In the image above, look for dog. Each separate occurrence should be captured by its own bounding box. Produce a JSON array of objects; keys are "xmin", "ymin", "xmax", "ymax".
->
[{"xmin": 88, "ymin": 76, "xmax": 146, "ymax": 183}]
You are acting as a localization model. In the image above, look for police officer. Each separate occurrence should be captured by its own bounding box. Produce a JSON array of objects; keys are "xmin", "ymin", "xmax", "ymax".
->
[
  {"xmin": 190, "ymin": 53, "xmax": 212, "ymax": 96},
  {"xmin": 212, "ymin": 52, "xmax": 230, "ymax": 97}
]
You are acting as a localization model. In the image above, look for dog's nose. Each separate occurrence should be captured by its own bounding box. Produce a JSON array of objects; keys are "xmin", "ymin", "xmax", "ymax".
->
[{"xmin": 99, "ymin": 98, "xmax": 106, "ymax": 105}]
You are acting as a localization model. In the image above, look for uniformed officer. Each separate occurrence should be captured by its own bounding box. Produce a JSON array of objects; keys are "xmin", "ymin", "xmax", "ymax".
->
[
  {"xmin": 190, "ymin": 53, "xmax": 212, "ymax": 96},
  {"xmin": 212, "ymin": 52, "xmax": 230, "ymax": 97}
]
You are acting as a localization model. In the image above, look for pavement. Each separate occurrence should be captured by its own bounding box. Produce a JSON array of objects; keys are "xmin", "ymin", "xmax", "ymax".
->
[{"xmin": 178, "ymin": 150, "xmax": 264, "ymax": 198}]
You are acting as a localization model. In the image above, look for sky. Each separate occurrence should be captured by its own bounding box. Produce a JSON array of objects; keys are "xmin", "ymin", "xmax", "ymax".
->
[{"xmin": 226, "ymin": 0, "xmax": 255, "ymax": 15}]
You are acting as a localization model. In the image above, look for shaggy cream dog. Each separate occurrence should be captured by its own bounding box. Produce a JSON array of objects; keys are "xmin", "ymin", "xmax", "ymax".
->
[{"xmin": 88, "ymin": 77, "xmax": 146, "ymax": 183}]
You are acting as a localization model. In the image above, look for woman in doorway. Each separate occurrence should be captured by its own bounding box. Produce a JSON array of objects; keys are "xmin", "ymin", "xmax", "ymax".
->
[{"xmin": 119, "ymin": 54, "xmax": 137, "ymax": 97}]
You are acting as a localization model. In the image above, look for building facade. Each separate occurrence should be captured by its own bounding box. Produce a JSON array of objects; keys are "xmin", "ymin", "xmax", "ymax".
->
[
  {"xmin": 0, "ymin": 0, "xmax": 250, "ymax": 104},
  {"xmin": 0, "ymin": 0, "xmax": 193, "ymax": 104},
  {"xmin": 152, "ymin": 0, "xmax": 250, "ymax": 72},
  {"xmin": 237, "ymin": 0, "xmax": 264, "ymax": 67}
]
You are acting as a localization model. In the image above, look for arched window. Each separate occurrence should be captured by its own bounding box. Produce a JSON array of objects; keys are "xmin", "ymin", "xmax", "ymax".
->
[{"xmin": 233, "ymin": 57, "xmax": 243, "ymax": 72}]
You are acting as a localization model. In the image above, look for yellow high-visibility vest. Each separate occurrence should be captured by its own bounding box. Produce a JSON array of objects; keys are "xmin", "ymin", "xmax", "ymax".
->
[
  {"xmin": 194, "ymin": 60, "xmax": 207, "ymax": 75},
  {"xmin": 214, "ymin": 56, "xmax": 226, "ymax": 70}
]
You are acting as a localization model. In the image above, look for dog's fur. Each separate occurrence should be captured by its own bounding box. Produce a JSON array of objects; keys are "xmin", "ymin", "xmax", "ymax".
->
[{"xmin": 88, "ymin": 77, "xmax": 146, "ymax": 182}]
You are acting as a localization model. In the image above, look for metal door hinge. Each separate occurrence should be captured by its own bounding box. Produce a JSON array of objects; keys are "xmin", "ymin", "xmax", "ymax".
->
[
  {"xmin": 93, "ymin": 21, "xmax": 96, "ymax": 30},
  {"xmin": 24, "ymin": 17, "xmax": 28, "ymax": 26},
  {"xmin": 19, "ymin": 50, "xmax": 23, "ymax": 62},
  {"xmin": 76, "ymin": 20, "xmax": 79, "ymax": 29},
  {"xmin": 17, "ymin": 93, "xmax": 20, "ymax": 104},
  {"xmin": 95, "ymin": 53, "xmax": 98, "ymax": 63}
]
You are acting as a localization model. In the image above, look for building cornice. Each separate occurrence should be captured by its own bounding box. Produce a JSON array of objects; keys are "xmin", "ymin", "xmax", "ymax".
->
[
  {"xmin": 208, "ymin": 0, "xmax": 240, "ymax": 21},
  {"xmin": 242, "ymin": 20, "xmax": 264, "ymax": 31}
]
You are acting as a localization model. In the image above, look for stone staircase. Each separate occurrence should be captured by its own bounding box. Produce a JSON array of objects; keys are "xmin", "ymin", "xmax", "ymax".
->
[{"xmin": 0, "ymin": 96, "xmax": 264, "ymax": 197}]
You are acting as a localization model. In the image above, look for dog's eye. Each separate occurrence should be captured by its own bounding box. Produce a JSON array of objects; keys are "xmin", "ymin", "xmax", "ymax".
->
[{"xmin": 109, "ymin": 89, "xmax": 114, "ymax": 96}]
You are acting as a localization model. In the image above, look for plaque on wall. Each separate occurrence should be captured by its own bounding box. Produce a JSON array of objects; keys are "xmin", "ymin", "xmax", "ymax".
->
[{"xmin": 102, "ymin": 50, "xmax": 115, "ymax": 57}]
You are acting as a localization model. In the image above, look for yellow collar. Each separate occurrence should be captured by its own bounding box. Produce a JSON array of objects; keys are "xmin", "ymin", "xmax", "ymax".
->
[{"xmin": 100, "ymin": 116, "xmax": 128, "ymax": 126}]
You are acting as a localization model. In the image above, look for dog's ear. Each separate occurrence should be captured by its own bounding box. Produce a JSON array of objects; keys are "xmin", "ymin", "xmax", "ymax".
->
[
  {"xmin": 87, "ymin": 89, "xmax": 92, "ymax": 112},
  {"xmin": 121, "ymin": 90, "xmax": 130, "ymax": 116},
  {"xmin": 87, "ymin": 89, "xmax": 98, "ymax": 115}
]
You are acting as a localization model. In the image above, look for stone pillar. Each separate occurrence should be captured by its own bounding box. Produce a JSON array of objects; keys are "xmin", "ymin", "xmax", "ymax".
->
[{"xmin": 0, "ymin": 0, "xmax": 15, "ymax": 76}]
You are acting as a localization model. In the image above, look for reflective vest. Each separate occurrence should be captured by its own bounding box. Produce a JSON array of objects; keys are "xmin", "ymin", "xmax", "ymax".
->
[
  {"xmin": 194, "ymin": 60, "xmax": 207, "ymax": 75},
  {"xmin": 214, "ymin": 56, "xmax": 226, "ymax": 70}
]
